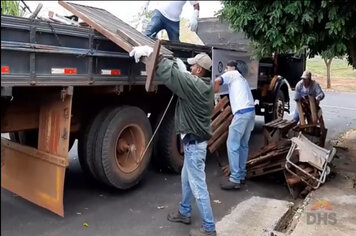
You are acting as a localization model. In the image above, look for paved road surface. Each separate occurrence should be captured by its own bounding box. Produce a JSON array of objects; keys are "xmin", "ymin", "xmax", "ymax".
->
[{"xmin": 2, "ymin": 91, "xmax": 356, "ymax": 236}]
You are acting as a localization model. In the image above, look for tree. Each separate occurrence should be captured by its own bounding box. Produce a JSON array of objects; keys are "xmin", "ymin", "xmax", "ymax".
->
[
  {"xmin": 218, "ymin": 0, "xmax": 356, "ymax": 68},
  {"xmin": 1, "ymin": 0, "xmax": 21, "ymax": 16}
]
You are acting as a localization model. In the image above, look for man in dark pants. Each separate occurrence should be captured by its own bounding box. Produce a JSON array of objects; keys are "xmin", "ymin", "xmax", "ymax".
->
[{"xmin": 130, "ymin": 47, "xmax": 216, "ymax": 236}]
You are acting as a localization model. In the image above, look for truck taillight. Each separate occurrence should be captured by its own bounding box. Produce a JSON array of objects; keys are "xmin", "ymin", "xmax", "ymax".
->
[
  {"xmin": 1, "ymin": 66, "xmax": 10, "ymax": 74},
  {"xmin": 101, "ymin": 69, "xmax": 121, "ymax": 75},
  {"xmin": 51, "ymin": 68, "xmax": 77, "ymax": 74}
]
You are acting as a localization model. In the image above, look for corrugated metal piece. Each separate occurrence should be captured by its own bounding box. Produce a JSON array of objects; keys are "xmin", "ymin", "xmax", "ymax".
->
[{"xmin": 58, "ymin": 1, "xmax": 173, "ymax": 57}]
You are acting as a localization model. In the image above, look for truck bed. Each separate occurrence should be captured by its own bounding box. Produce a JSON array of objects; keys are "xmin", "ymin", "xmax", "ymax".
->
[{"xmin": 1, "ymin": 14, "xmax": 210, "ymax": 89}]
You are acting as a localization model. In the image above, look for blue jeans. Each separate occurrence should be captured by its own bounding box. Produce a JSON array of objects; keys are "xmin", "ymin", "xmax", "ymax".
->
[
  {"xmin": 227, "ymin": 111, "xmax": 255, "ymax": 183},
  {"xmin": 179, "ymin": 141, "xmax": 215, "ymax": 232},
  {"xmin": 145, "ymin": 9, "xmax": 180, "ymax": 42}
]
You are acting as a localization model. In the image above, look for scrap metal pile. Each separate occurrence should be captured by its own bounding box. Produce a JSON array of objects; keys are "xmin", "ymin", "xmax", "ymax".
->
[{"xmin": 215, "ymin": 96, "xmax": 336, "ymax": 198}]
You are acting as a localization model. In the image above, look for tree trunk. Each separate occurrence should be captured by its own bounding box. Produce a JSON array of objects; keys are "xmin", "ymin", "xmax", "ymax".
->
[{"xmin": 324, "ymin": 58, "xmax": 333, "ymax": 89}]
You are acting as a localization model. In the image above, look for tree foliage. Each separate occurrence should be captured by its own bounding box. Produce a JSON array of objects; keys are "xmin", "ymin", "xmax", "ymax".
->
[
  {"xmin": 1, "ymin": 0, "xmax": 21, "ymax": 16},
  {"xmin": 219, "ymin": 0, "xmax": 356, "ymax": 68}
]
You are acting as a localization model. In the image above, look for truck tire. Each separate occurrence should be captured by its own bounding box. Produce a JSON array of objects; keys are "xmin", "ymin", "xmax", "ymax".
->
[
  {"xmin": 96, "ymin": 106, "xmax": 153, "ymax": 189},
  {"xmin": 264, "ymin": 89, "xmax": 285, "ymax": 123},
  {"xmin": 153, "ymin": 108, "xmax": 184, "ymax": 174},
  {"xmin": 77, "ymin": 107, "xmax": 112, "ymax": 179}
]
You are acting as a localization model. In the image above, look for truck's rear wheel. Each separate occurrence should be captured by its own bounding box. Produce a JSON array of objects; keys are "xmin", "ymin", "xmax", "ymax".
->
[
  {"xmin": 153, "ymin": 108, "xmax": 184, "ymax": 174},
  {"xmin": 264, "ymin": 89, "xmax": 285, "ymax": 123},
  {"xmin": 96, "ymin": 106, "xmax": 152, "ymax": 189},
  {"xmin": 78, "ymin": 107, "xmax": 112, "ymax": 179}
]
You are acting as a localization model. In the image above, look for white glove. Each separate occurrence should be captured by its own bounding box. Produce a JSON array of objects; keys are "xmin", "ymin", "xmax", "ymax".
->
[
  {"xmin": 175, "ymin": 58, "xmax": 188, "ymax": 73},
  {"xmin": 129, "ymin": 45, "xmax": 153, "ymax": 63},
  {"xmin": 189, "ymin": 9, "xmax": 199, "ymax": 32}
]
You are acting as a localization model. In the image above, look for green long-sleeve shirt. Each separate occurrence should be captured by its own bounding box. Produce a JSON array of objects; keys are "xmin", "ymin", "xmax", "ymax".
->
[{"xmin": 155, "ymin": 58, "xmax": 214, "ymax": 140}]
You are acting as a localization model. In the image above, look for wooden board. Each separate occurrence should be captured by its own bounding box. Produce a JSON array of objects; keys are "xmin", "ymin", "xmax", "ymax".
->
[
  {"xmin": 58, "ymin": 1, "xmax": 173, "ymax": 57},
  {"xmin": 208, "ymin": 97, "xmax": 232, "ymax": 153},
  {"xmin": 145, "ymin": 40, "xmax": 161, "ymax": 92}
]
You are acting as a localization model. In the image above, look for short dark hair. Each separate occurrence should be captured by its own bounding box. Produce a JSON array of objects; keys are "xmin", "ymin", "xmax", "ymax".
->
[{"xmin": 227, "ymin": 60, "xmax": 237, "ymax": 69}]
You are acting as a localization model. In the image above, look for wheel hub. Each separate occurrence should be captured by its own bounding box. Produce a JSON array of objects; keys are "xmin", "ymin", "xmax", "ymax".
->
[{"xmin": 115, "ymin": 125, "xmax": 145, "ymax": 173}]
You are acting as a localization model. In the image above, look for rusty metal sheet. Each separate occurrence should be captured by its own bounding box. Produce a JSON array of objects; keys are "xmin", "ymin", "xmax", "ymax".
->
[
  {"xmin": 1, "ymin": 90, "xmax": 72, "ymax": 216},
  {"xmin": 58, "ymin": 1, "xmax": 173, "ymax": 57},
  {"xmin": 1, "ymin": 138, "xmax": 67, "ymax": 216}
]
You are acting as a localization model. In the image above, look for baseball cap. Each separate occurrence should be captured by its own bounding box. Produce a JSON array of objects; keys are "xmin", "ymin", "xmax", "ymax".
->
[
  {"xmin": 301, "ymin": 70, "xmax": 312, "ymax": 80},
  {"xmin": 187, "ymin": 53, "xmax": 212, "ymax": 71}
]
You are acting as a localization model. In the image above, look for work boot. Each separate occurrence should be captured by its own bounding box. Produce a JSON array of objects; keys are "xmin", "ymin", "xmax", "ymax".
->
[
  {"xmin": 220, "ymin": 178, "xmax": 240, "ymax": 190},
  {"xmin": 189, "ymin": 227, "xmax": 217, "ymax": 236},
  {"xmin": 167, "ymin": 211, "xmax": 191, "ymax": 224}
]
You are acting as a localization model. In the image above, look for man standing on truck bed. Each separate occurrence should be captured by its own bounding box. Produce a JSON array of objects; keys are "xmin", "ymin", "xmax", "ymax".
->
[
  {"xmin": 214, "ymin": 60, "xmax": 255, "ymax": 190},
  {"xmin": 130, "ymin": 46, "xmax": 216, "ymax": 235},
  {"xmin": 292, "ymin": 70, "xmax": 325, "ymax": 122},
  {"xmin": 144, "ymin": 1, "xmax": 200, "ymax": 42}
]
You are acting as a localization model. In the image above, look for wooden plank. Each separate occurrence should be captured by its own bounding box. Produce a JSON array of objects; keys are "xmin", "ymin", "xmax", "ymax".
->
[
  {"xmin": 247, "ymin": 159, "xmax": 286, "ymax": 178},
  {"xmin": 212, "ymin": 96, "xmax": 229, "ymax": 117},
  {"xmin": 58, "ymin": 1, "xmax": 172, "ymax": 56},
  {"xmin": 308, "ymin": 95, "xmax": 318, "ymax": 124},
  {"xmin": 59, "ymin": 1, "xmax": 134, "ymax": 53},
  {"xmin": 208, "ymin": 131, "xmax": 228, "ymax": 153},
  {"xmin": 296, "ymin": 101, "xmax": 306, "ymax": 125},
  {"xmin": 208, "ymin": 114, "xmax": 232, "ymax": 145},
  {"xmin": 145, "ymin": 40, "xmax": 161, "ymax": 92},
  {"xmin": 211, "ymin": 105, "xmax": 232, "ymax": 131}
]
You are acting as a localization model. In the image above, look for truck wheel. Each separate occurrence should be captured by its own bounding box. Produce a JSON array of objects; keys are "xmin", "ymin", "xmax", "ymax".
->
[
  {"xmin": 78, "ymin": 107, "xmax": 112, "ymax": 179},
  {"xmin": 264, "ymin": 90, "xmax": 285, "ymax": 123},
  {"xmin": 153, "ymin": 108, "xmax": 184, "ymax": 174},
  {"xmin": 97, "ymin": 106, "xmax": 153, "ymax": 189},
  {"xmin": 275, "ymin": 90, "xmax": 285, "ymax": 120}
]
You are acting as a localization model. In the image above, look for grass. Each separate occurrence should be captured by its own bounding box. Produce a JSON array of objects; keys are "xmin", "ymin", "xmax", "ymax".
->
[{"xmin": 306, "ymin": 56, "xmax": 356, "ymax": 92}]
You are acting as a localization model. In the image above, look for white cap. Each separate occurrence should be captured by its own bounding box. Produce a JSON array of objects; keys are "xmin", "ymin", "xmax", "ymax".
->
[
  {"xmin": 301, "ymin": 70, "xmax": 312, "ymax": 80},
  {"xmin": 187, "ymin": 53, "xmax": 212, "ymax": 71}
]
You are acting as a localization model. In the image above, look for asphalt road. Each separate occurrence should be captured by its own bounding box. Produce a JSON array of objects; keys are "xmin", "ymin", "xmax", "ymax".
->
[{"xmin": 2, "ymin": 91, "xmax": 356, "ymax": 236}]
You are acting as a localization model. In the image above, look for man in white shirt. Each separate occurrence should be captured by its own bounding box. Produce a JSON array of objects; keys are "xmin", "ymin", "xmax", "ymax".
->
[
  {"xmin": 144, "ymin": 1, "xmax": 200, "ymax": 42},
  {"xmin": 214, "ymin": 60, "xmax": 255, "ymax": 190}
]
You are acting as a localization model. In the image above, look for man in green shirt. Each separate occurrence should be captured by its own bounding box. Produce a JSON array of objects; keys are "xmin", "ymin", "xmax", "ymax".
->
[{"xmin": 130, "ymin": 47, "xmax": 216, "ymax": 236}]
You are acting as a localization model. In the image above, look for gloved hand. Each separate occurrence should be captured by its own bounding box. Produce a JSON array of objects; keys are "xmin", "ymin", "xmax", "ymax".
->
[
  {"xmin": 188, "ymin": 9, "xmax": 199, "ymax": 32},
  {"xmin": 129, "ymin": 45, "xmax": 153, "ymax": 63},
  {"xmin": 175, "ymin": 58, "xmax": 188, "ymax": 73}
]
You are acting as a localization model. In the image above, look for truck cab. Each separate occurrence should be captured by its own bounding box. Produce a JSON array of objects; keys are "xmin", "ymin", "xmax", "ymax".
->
[{"xmin": 197, "ymin": 17, "xmax": 306, "ymax": 122}]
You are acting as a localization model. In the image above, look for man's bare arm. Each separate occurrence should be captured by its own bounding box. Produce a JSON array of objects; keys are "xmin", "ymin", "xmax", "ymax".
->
[{"xmin": 214, "ymin": 77, "xmax": 222, "ymax": 93}]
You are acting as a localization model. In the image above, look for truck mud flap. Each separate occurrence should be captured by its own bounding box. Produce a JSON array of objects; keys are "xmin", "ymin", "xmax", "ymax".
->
[{"xmin": 1, "ymin": 92, "xmax": 72, "ymax": 216}]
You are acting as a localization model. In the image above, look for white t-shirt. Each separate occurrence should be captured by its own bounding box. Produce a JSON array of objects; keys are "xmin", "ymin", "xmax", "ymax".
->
[
  {"xmin": 156, "ymin": 1, "xmax": 198, "ymax": 22},
  {"xmin": 221, "ymin": 70, "xmax": 254, "ymax": 115}
]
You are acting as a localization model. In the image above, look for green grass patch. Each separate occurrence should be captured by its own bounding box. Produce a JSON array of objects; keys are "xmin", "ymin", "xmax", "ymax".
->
[{"xmin": 307, "ymin": 56, "xmax": 356, "ymax": 78}]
